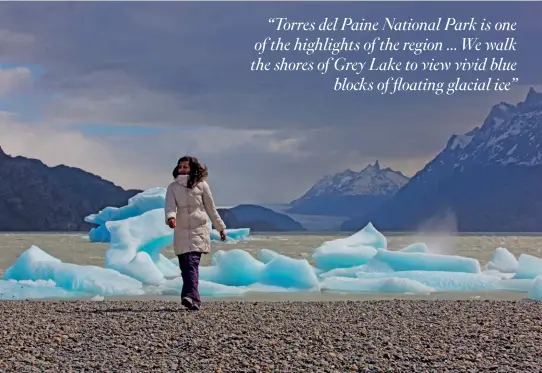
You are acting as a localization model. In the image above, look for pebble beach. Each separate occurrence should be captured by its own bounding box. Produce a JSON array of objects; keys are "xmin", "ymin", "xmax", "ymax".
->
[{"xmin": 1, "ymin": 300, "xmax": 541, "ymax": 372}]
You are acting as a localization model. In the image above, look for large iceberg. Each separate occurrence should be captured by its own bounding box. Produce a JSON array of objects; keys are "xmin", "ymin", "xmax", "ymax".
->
[
  {"xmin": 3, "ymin": 246, "xmax": 144, "ymax": 296},
  {"xmin": 86, "ymin": 188, "xmax": 250, "ymax": 243},
  {"xmin": 86, "ymin": 187, "xmax": 167, "ymax": 225},
  {"xmin": 311, "ymin": 222, "xmax": 384, "ymax": 271},
  {"xmin": 105, "ymin": 208, "xmax": 176, "ymax": 285},
  {"xmin": 1, "ymin": 187, "xmax": 542, "ymax": 301}
]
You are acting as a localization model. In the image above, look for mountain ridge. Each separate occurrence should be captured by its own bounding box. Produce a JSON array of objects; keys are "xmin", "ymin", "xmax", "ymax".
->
[
  {"xmin": 0, "ymin": 147, "xmax": 142, "ymax": 231},
  {"xmin": 342, "ymin": 87, "xmax": 542, "ymax": 232},
  {"xmin": 287, "ymin": 160, "xmax": 410, "ymax": 217}
]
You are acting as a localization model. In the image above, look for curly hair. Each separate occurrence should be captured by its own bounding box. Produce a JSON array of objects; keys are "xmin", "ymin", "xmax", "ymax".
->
[{"xmin": 172, "ymin": 156, "xmax": 208, "ymax": 189}]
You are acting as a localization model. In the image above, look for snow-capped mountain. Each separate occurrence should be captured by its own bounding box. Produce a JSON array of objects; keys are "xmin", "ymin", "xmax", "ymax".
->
[
  {"xmin": 414, "ymin": 87, "xmax": 542, "ymax": 184},
  {"xmin": 294, "ymin": 160, "xmax": 409, "ymax": 199},
  {"xmin": 343, "ymin": 87, "xmax": 542, "ymax": 232},
  {"xmin": 288, "ymin": 161, "xmax": 409, "ymax": 217}
]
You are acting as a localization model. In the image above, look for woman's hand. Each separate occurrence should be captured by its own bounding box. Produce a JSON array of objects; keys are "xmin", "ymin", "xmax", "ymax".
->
[
  {"xmin": 167, "ymin": 217, "xmax": 176, "ymax": 229},
  {"xmin": 219, "ymin": 230, "xmax": 227, "ymax": 241}
]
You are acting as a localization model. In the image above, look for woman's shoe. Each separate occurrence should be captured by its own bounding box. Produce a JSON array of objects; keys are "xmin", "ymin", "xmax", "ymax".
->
[
  {"xmin": 182, "ymin": 297, "xmax": 200, "ymax": 311},
  {"xmin": 181, "ymin": 297, "xmax": 194, "ymax": 309}
]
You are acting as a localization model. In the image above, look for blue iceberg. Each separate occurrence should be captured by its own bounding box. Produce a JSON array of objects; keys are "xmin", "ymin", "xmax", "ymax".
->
[
  {"xmin": 514, "ymin": 254, "xmax": 542, "ymax": 279},
  {"xmin": 527, "ymin": 276, "xmax": 542, "ymax": 300},
  {"xmin": 311, "ymin": 222, "xmax": 384, "ymax": 271},
  {"xmin": 3, "ymin": 246, "xmax": 144, "ymax": 296},
  {"xmin": 368, "ymin": 249, "xmax": 481, "ymax": 273},
  {"xmin": 86, "ymin": 187, "xmax": 167, "ymax": 225},
  {"xmin": 86, "ymin": 188, "xmax": 250, "ymax": 243},
  {"xmin": 0, "ymin": 279, "xmax": 87, "ymax": 300},
  {"xmin": 320, "ymin": 276, "xmax": 434, "ymax": 294},
  {"xmin": 354, "ymin": 271, "xmax": 501, "ymax": 292},
  {"xmin": 487, "ymin": 247, "xmax": 518, "ymax": 273}
]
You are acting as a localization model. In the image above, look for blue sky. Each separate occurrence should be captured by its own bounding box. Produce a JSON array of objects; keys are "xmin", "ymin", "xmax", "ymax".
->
[{"xmin": 0, "ymin": 2, "xmax": 540, "ymax": 204}]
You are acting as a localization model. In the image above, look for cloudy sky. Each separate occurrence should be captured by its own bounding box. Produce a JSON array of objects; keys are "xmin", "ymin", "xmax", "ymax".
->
[{"xmin": 0, "ymin": 2, "xmax": 541, "ymax": 205}]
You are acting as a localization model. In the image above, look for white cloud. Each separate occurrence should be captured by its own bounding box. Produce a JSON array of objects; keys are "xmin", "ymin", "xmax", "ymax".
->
[
  {"xmin": 0, "ymin": 113, "xmax": 133, "ymax": 185},
  {"xmin": 0, "ymin": 28, "xmax": 35, "ymax": 46},
  {"xmin": 0, "ymin": 67, "xmax": 33, "ymax": 97}
]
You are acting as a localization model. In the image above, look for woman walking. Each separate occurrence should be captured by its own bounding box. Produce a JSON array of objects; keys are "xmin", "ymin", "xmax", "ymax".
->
[{"xmin": 165, "ymin": 156, "xmax": 227, "ymax": 311}]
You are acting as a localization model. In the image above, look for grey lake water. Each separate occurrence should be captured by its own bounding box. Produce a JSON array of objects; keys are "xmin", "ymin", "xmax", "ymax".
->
[{"xmin": 1, "ymin": 232, "xmax": 541, "ymax": 301}]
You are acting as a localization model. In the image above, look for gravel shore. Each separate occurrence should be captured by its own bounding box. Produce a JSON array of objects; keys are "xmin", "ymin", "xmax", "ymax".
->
[{"xmin": 1, "ymin": 300, "xmax": 541, "ymax": 373}]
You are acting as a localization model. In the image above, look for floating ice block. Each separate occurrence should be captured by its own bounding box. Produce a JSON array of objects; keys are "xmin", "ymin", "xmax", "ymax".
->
[
  {"xmin": 320, "ymin": 276, "xmax": 434, "ymax": 294},
  {"xmin": 0, "ymin": 279, "xmax": 87, "ymax": 300},
  {"xmin": 487, "ymin": 247, "xmax": 518, "ymax": 273},
  {"xmin": 514, "ymin": 254, "xmax": 542, "ymax": 279},
  {"xmin": 3, "ymin": 246, "xmax": 144, "ymax": 296},
  {"xmin": 497, "ymin": 279, "xmax": 534, "ymax": 293},
  {"xmin": 399, "ymin": 242, "xmax": 429, "ymax": 253},
  {"xmin": 355, "ymin": 271, "xmax": 501, "ymax": 292},
  {"xmin": 200, "ymin": 249, "xmax": 265, "ymax": 286},
  {"xmin": 370, "ymin": 249, "xmax": 481, "ymax": 273},
  {"xmin": 105, "ymin": 208, "xmax": 173, "ymax": 285},
  {"xmin": 85, "ymin": 187, "xmax": 167, "ymax": 225},
  {"xmin": 527, "ymin": 276, "xmax": 542, "ymax": 301}
]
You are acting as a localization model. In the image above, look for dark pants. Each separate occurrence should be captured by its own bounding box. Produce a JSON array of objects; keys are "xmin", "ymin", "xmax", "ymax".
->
[{"xmin": 177, "ymin": 252, "xmax": 202, "ymax": 306}]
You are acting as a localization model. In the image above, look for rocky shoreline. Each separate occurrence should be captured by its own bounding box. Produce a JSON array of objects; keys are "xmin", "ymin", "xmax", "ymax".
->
[{"xmin": 1, "ymin": 300, "xmax": 541, "ymax": 372}]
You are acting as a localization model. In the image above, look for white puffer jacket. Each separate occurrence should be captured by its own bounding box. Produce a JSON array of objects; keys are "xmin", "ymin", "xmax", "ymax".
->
[{"xmin": 164, "ymin": 175, "xmax": 226, "ymax": 255}]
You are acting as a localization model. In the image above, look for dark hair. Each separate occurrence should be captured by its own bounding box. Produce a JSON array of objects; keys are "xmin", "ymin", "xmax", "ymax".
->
[{"xmin": 172, "ymin": 156, "xmax": 208, "ymax": 189}]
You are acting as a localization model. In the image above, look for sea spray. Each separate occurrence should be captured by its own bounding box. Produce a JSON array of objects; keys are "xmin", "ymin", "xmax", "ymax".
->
[{"xmin": 411, "ymin": 209, "xmax": 458, "ymax": 255}]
